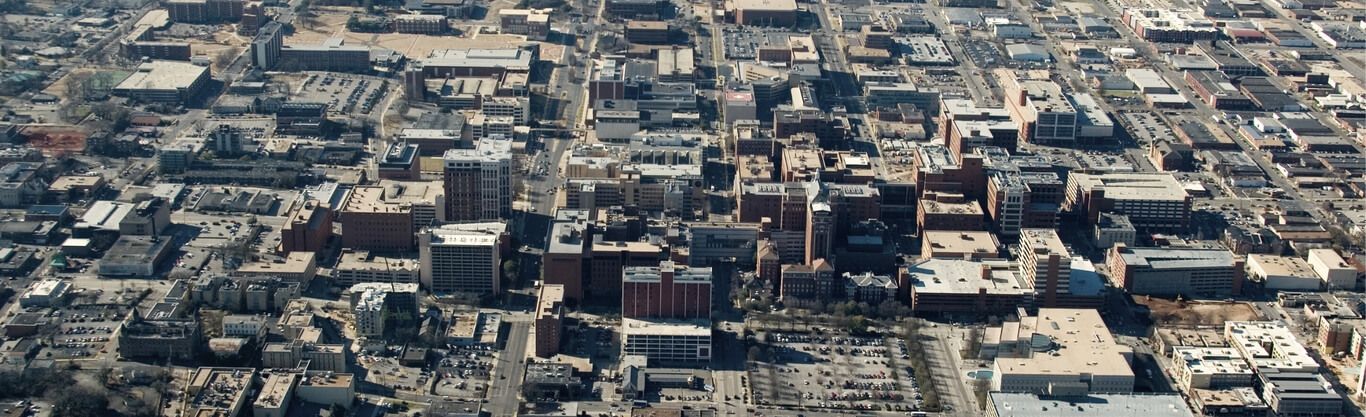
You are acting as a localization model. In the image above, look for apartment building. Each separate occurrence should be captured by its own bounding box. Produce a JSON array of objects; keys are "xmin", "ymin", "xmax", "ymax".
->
[{"xmin": 442, "ymin": 136, "xmax": 512, "ymax": 221}]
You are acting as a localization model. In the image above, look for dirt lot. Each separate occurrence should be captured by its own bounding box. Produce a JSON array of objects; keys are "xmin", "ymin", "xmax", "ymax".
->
[
  {"xmin": 286, "ymin": 13, "xmax": 548, "ymax": 61},
  {"xmin": 1135, "ymin": 296, "xmax": 1262, "ymax": 326}
]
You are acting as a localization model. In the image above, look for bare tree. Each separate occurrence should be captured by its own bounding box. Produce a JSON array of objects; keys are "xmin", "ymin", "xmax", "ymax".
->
[
  {"xmin": 213, "ymin": 46, "xmax": 243, "ymax": 69},
  {"xmin": 962, "ymin": 326, "xmax": 983, "ymax": 359},
  {"xmin": 62, "ymin": 71, "xmax": 94, "ymax": 103}
]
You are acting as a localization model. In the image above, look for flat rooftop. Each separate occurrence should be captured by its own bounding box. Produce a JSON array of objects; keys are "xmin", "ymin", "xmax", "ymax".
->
[
  {"xmin": 254, "ymin": 373, "xmax": 297, "ymax": 409},
  {"xmin": 987, "ymin": 392, "xmax": 1195, "ymax": 417},
  {"xmin": 993, "ymin": 308, "xmax": 1134, "ymax": 377},
  {"xmin": 115, "ymin": 61, "xmax": 207, "ymax": 91},
  {"xmin": 237, "ymin": 252, "xmax": 315, "ymax": 275},
  {"xmin": 734, "ymin": 0, "xmax": 797, "ymax": 11},
  {"xmin": 622, "ymin": 318, "xmax": 712, "ymax": 336},
  {"xmin": 920, "ymin": 199, "xmax": 984, "ymax": 215},
  {"xmin": 342, "ymin": 186, "xmax": 411, "ymax": 214},
  {"xmin": 1248, "ymin": 255, "xmax": 1316, "ymax": 278},
  {"xmin": 906, "ymin": 258, "xmax": 1028, "ymax": 295},
  {"xmin": 422, "ymin": 47, "xmax": 534, "ymax": 70},
  {"xmin": 1069, "ymin": 172, "xmax": 1188, "ymax": 201},
  {"xmin": 336, "ymin": 250, "xmax": 420, "ymax": 272},
  {"xmin": 1225, "ymin": 321, "xmax": 1317, "ymax": 372},
  {"xmin": 922, "ymin": 230, "xmax": 1000, "ymax": 257},
  {"xmin": 1116, "ymin": 247, "xmax": 1235, "ymax": 270},
  {"xmin": 1021, "ymin": 228, "xmax": 1069, "ymax": 257}
]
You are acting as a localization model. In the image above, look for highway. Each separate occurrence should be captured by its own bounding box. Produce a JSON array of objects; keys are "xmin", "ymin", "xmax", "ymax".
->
[{"xmin": 486, "ymin": 321, "xmax": 532, "ymax": 417}]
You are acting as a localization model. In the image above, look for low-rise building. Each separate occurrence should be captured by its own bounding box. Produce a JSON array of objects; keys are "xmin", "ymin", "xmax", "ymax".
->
[
  {"xmin": 985, "ymin": 392, "xmax": 1195, "ymax": 417},
  {"xmin": 1256, "ymin": 369, "xmax": 1343, "ymax": 417},
  {"xmin": 222, "ymin": 314, "xmax": 268, "ymax": 339},
  {"xmin": 983, "ymin": 309, "xmax": 1134, "ymax": 393},
  {"xmin": 99, "ymin": 236, "xmax": 175, "ymax": 277},
  {"xmin": 18, "ymin": 279, "xmax": 69, "ymax": 307},
  {"xmin": 119, "ymin": 309, "xmax": 201, "ymax": 361},
  {"xmin": 333, "ymin": 250, "xmax": 420, "ymax": 286},
  {"xmin": 261, "ymin": 340, "xmax": 346, "ymax": 372},
  {"xmin": 1171, "ymin": 347, "xmax": 1254, "ymax": 391},
  {"xmin": 920, "ymin": 230, "xmax": 1000, "ymax": 260},
  {"xmin": 1107, "ymin": 245, "xmax": 1244, "ymax": 297},
  {"xmin": 1225, "ymin": 321, "xmax": 1318, "ymax": 373},
  {"xmin": 185, "ymin": 367, "xmax": 255, "ymax": 417},
  {"xmin": 236, "ymin": 252, "xmax": 318, "ymax": 284},
  {"xmin": 1093, "ymin": 213, "xmax": 1137, "ymax": 249},
  {"xmin": 843, "ymin": 272, "xmax": 897, "ymax": 303},
  {"xmin": 1247, "ymin": 254, "xmax": 1321, "ymax": 290},
  {"xmin": 1307, "ymin": 249, "xmax": 1356, "ymax": 291},
  {"xmin": 113, "ymin": 61, "xmax": 211, "ymax": 104},
  {"xmin": 905, "ymin": 258, "xmax": 1029, "ymax": 315}
]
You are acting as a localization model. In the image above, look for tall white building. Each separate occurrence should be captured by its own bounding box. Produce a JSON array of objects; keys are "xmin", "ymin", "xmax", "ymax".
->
[
  {"xmin": 442, "ymin": 136, "xmax": 513, "ymax": 221},
  {"xmin": 420, "ymin": 223, "xmax": 505, "ymax": 295},
  {"xmin": 348, "ymin": 283, "xmax": 420, "ymax": 338}
]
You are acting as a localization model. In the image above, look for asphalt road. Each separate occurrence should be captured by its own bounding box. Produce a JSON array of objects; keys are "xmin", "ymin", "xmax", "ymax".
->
[
  {"xmin": 487, "ymin": 321, "xmax": 532, "ymax": 417},
  {"xmin": 921, "ymin": 327, "xmax": 974, "ymax": 417}
]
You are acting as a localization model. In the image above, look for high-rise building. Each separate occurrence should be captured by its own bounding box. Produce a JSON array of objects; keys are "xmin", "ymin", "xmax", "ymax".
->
[
  {"xmin": 210, "ymin": 124, "xmax": 247, "ymax": 155},
  {"xmin": 1065, "ymin": 172, "xmax": 1193, "ymax": 232},
  {"xmin": 340, "ymin": 186, "xmax": 415, "ymax": 252},
  {"xmin": 622, "ymin": 261, "xmax": 712, "ymax": 320},
  {"xmin": 166, "ymin": 0, "xmax": 245, "ymax": 23},
  {"xmin": 442, "ymin": 136, "xmax": 512, "ymax": 221},
  {"xmin": 1004, "ymin": 77, "xmax": 1078, "ymax": 145},
  {"xmin": 403, "ymin": 67, "xmax": 427, "ymax": 102},
  {"xmin": 420, "ymin": 223, "xmax": 504, "ymax": 295},
  {"xmin": 250, "ymin": 21, "xmax": 283, "ymax": 69},
  {"xmin": 534, "ymin": 284, "xmax": 565, "ymax": 357},
  {"xmin": 544, "ymin": 212, "xmax": 589, "ymax": 302},
  {"xmin": 281, "ymin": 200, "xmax": 334, "ymax": 254},
  {"xmin": 1018, "ymin": 229, "xmax": 1070, "ymax": 308},
  {"xmin": 910, "ymin": 144, "xmax": 987, "ymax": 201},
  {"xmin": 348, "ymin": 283, "xmax": 420, "ymax": 338}
]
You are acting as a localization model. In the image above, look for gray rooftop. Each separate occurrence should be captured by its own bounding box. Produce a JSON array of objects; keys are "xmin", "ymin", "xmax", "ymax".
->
[{"xmin": 987, "ymin": 392, "xmax": 1196, "ymax": 417}]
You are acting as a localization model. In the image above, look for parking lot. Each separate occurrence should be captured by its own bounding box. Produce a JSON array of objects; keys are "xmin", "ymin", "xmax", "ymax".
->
[
  {"xmin": 361, "ymin": 356, "xmax": 434, "ymax": 394},
  {"xmin": 33, "ymin": 306, "xmax": 127, "ymax": 359},
  {"xmin": 961, "ymin": 39, "xmax": 1002, "ymax": 68},
  {"xmin": 293, "ymin": 73, "xmax": 390, "ymax": 116},
  {"xmin": 564, "ymin": 324, "xmax": 617, "ymax": 360},
  {"xmin": 748, "ymin": 331, "xmax": 923, "ymax": 413},
  {"xmin": 433, "ymin": 345, "xmax": 497, "ymax": 399}
]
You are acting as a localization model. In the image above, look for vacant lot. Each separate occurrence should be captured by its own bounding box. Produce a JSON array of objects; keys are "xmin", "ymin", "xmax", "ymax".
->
[
  {"xmin": 286, "ymin": 13, "xmax": 548, "ymax": 61},
  {"xmin": 1135, "ymin": 296, "xmax": 1261, "ymax": 326}
]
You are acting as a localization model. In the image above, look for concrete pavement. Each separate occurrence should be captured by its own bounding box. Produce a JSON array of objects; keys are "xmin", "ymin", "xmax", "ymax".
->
[{"xmin": 486, "ymin": 321, "xmax": 532, "ymax": 417}]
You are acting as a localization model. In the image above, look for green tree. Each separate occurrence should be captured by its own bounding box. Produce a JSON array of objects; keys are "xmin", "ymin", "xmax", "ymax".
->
[
  {"xmin": 846, "ymin": 315, "xmax": 869, "ymax": 333},
  {"xmin": 502, "ymin": 259, "xmax": 519, "ymax": 279},
  {"xmin": 329, "ymin": 403, "xmax": 347, "ymax": 417}
]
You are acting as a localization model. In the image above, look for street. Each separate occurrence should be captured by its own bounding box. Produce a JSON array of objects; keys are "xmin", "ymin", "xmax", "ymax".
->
[{"xmin": 486, "ymin": 321, "xmax": 532, "ymax": 417}]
